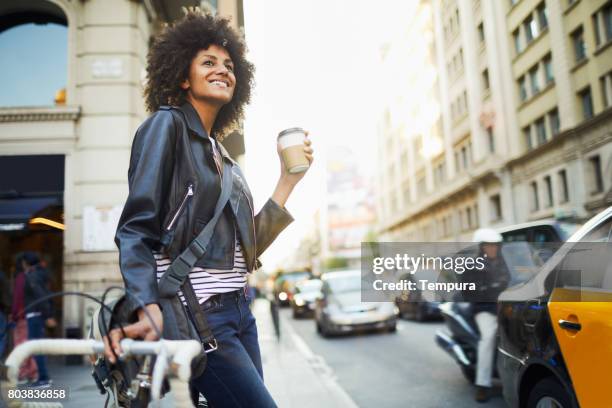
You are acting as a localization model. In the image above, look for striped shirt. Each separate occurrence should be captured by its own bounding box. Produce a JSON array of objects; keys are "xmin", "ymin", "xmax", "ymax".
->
[{"xmin": 154, "ymin": 226, "xmax": 248, "ymax": 304}]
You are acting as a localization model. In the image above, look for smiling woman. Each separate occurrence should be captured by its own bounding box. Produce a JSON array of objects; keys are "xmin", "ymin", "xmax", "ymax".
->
[
  {"xmin": 144, "ymin": 11, "xmax": 254, "ymax": 140},
  {"xmin": 109, "ymin": 9, "xmax": 313, "ymax": 408}
]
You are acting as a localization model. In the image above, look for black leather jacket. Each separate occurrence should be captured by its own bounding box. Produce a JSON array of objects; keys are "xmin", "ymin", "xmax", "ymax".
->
[{"xmin": 115, "ymin": 102, "xmax": 293, "ymax": 314}]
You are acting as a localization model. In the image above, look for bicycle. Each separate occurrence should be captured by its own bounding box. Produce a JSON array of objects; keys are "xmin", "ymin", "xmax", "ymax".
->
[
  {"xmin": 0, "ymin": 287, "xmax": 205, "ymax": 408},
  {"xmin": 2, "ymin": 337, "xmax": 201, "ymax": 407}
]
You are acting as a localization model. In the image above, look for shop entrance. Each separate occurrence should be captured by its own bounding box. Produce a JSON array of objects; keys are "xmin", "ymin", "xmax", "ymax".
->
[{"xmin": 0, "ymin": 154, "xmax": 64, "ymax": 337}]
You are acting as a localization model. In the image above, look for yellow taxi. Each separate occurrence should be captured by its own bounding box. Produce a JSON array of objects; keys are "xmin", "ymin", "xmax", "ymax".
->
[{"xmin": 498, "ymin": 206, "xmax": 612, "ymax": 408}]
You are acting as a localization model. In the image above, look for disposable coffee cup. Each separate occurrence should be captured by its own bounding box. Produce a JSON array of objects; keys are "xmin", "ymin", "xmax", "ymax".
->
[{"xmin": 278, "ymin": 127, "xmax": 309, "ymax": 174}]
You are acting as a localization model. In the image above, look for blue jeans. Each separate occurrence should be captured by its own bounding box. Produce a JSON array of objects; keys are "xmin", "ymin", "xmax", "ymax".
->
[
  {"xmin": 26, "ymin": 315, "xmax": 49, "ymax": 381},
  {"xmin": 190, "ymin": 289, "xmax": 277, "ymax": 408}
]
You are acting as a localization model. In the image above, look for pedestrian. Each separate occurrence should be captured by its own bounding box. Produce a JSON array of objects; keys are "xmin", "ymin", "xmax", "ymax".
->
[
  {"xmin": 10, "ymin": 254, "xmax": 38, "ymax": 384},
  {"xmin": 106, "ymin": 10, "xmax": 313, "ymax": 407},
  {"xmin": 0, "ymin": 266, "xmax": 11, "ymax": 363},
  {"xmin": 22, "ymin": 252, "xmax": 54, "ymax": 388}
]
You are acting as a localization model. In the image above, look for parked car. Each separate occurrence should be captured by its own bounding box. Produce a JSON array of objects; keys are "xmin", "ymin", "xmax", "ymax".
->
[
  {"xmin": 315, "ymin": 270, "xmax": 398, "ymax": 337},
  {"xmin": 497, "ymin": 206, "xmax": 612, "ymax": 408},
  {"xmin": 290, "ymin": 279, "xmax": 322, "ymax": 318},
  {"xmin": 273, "ymin": 270, "xmax": 311, "ymax": 306},
  {"xmin": 395, "ymin": 270, "xmax": 442, "ymax": 321}
]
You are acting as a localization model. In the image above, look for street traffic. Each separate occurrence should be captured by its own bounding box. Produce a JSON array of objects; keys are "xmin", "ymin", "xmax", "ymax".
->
[
  {"xmin": 285, "ymin": 308, "xmax": 506, "ymax": 408},
  {"xmin": 267, "ymin": 207, "xmax": 612, "ymax": 407}
]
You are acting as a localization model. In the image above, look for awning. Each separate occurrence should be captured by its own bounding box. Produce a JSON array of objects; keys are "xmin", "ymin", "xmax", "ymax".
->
[{"xmin": 0, "ymin": 197, "xmax": 61, "ymax": 231}]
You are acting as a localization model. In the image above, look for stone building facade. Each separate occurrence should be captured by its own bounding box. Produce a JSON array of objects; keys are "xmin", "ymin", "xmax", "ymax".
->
[{"xmin": 376, "ymin": 0, "xmax": 612, "ymax": 242}]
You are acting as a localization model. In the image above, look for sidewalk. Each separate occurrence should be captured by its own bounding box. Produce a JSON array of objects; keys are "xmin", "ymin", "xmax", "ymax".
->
[
  {"xmin": 1, "ymin": 299, "xmax": 357, "ymax": 407},
  {"xmin": 253, "ymin": 299, "xmax": 357, "ymax": 408}
]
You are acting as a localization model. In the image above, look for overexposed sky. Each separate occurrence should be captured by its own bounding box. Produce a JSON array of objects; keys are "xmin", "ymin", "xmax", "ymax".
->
[{"xmin": 242, "ymin": 0, "xmax": 415, "ymax": 270}]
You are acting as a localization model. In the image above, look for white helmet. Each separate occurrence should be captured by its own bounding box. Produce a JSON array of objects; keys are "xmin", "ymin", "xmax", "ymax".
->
[{"xmin": 472, "ymin": 228, "xmax": 503, "ymax": 243}]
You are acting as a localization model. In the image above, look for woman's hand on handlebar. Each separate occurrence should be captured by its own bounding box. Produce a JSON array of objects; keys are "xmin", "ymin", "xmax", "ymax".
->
[{"xmin": 103, "ymin": 303, "xmax": 163, "ymax": 364}]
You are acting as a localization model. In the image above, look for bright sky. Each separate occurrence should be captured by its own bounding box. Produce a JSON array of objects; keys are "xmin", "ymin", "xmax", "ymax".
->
[{"xmin": 242, "ymin": 0, "xmax": 416, "ymax": 270}]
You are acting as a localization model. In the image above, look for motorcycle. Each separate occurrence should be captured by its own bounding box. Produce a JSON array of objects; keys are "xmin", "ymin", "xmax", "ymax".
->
[
  {"xmin": 434, "ymin": 242, "xmax": 542, "ymax": 383},
  {"xmin": 435, "ymin": 301, "xmax": 486, "ymax": 383}
]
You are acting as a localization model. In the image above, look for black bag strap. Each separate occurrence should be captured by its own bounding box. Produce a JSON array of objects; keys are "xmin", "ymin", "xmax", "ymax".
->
[
  {"xmin": 158, "ymin": 159, "xmax": 233, "ymax": 298},
  {"xmin": 180, "ymin": 280, "xmax": 217, "ymax": 352}
]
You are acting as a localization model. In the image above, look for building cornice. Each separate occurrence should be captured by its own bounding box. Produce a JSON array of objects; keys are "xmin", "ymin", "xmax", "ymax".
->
[{"xmin": 0, "ymin": 106, "xmax": 81, "ymax": 122}]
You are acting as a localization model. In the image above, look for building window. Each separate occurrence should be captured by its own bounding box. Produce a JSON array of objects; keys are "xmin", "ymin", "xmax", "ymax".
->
[
  {"xmin": 417, "ymin": 175, "xmax": 426, "ymax": 195},
  {"xmin": 466, "ymin": 207, "xmax": 473, "ymax": 229},
  {"xmin": 605, "ymin": 3, "xmax": 612, "ymax": 43},
  {"xmin": 467, "ymin": 140, "xmax": 473, "ymax": 162},
  {"xmin": 537, "ymin": 3, "xmax": 548, "ymax": 31},
  {"xmin": 549, "ymin": 108, "xmax": 560, "ymax": 136},
  {"xmin": 435, "ymin": 161, "xmax": 446, "ymax": 185},
  {"xmin": 589, "ymin": 155, "xmax": 604, "ymax": 194},
  {"xmin": 558, "ymin": 169, "xmax": 569, "ymax": 203},
  {"xmin": 519, "ymin": 76, "xmax": 528, "ymax": 101},
  {"xmin": 544, "ymin": 175, "xmax": 553, "ymax": 207},
  {"xmin": 524, "ymin": 126, "xmax": 533, "ymax": 150},
  {"xmin": 543, "ymin": 54, "xmax": 554, "ymax": 84},
  {"xmin": 513, "ymin": 29, "xmax": 521, "ymax": 54},
  {"xmin": 482, "ymin": 69, "xmax": 490, "ymax": 91},
  {"xmin": 530, "ymin": 181, "xmax": 540, "ymax": 211},
  {"xmin": 571, "ymin": 26, "xmax": 587, "ymax": 62},
  {"xmin": 593, "ymin": 2, "xmax": 612, "ymax": 47},
  {"xmin": 478, "ymin": 22, "xmax": 485, "ymax": 44},
  {"xmin": 490, "ymin": 194, "xmax": 502, "ymax": 221},
  {"xmin": 529, "ymin": 66, "xmax": 540, "ymax": 94},
  {"xmin": 601, "ymin": 71, "xmax": 612, "ymax": 108},
  {"xmin": 455, "ymin": 151, "xmax": 461, "ymax": 173},
  {"xmin": 461, "ymin": 146, "xmax": 468, "ymax": 169},
  {"xmin": 0, "ymin": 21, "xmax": 68, "ymax": 107},
  {"xmin": 535, "ymin": 117, "xmax": 547, "ymax": 145},
  {"xmin": 579, "ymin": 87, "xmax": 594, "ymax": 119},
  {"xmin": 524, "ymin": 15, "xmax": 536, "ymax": 43},
  {"xmin": 487, "ymin": 128, "xmax": 495, "ymax": 153},
  {"xmin": 402, "ymin": 180, "xmax": 411, "ymax": 204}
]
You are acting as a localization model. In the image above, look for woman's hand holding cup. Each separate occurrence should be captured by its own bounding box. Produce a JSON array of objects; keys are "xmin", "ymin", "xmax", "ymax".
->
[{"xmin": 277, "ymin": 128, "xmax": 313, "ymax": 186}]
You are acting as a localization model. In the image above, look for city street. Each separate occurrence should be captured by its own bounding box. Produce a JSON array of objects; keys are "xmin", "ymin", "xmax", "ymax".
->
[
  {"xmin": 281, "ymin": 309, "xmax": 506, "ymax": 408},
  {"xmin": 1, "ymin": 0, "xmax": 610, "ymax": 406}
]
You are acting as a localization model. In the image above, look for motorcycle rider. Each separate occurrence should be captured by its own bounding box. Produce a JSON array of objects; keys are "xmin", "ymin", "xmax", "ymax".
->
[{"xmin": 462, "ymin": 228, "xmax": 510, "ymax": 403}]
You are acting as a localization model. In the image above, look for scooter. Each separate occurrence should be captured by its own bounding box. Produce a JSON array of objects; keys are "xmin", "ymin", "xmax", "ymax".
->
[
  {"xmin": 435, "ymin": 241, "xmax": 542, "ymax": 384},
  {"xmin": 435, "ymin": 302, "xmax": 498, "ymax": 384}
]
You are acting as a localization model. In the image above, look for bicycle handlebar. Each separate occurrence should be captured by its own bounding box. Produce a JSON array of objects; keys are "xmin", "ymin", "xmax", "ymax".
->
[{"xmin": 3, "ymin": 338, "xmax": 201, "ymax": 407}]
